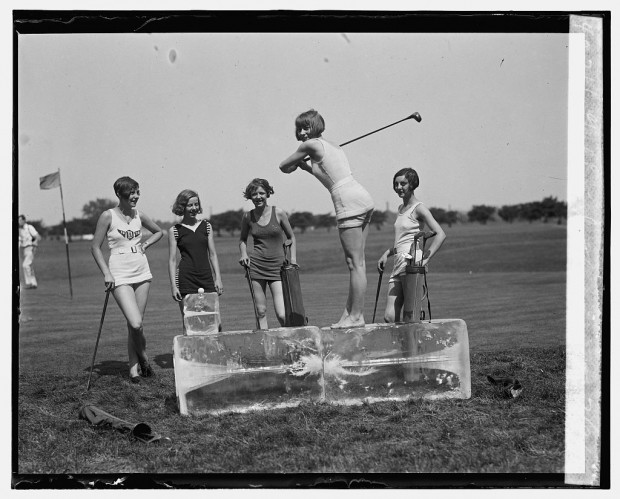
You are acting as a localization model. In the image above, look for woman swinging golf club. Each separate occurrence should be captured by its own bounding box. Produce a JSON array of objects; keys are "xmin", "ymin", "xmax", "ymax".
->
[
  {"xmin": 239, "ymin": 178, "xmax": 297, "ymax": 330},
  {"xmin": 377, "ymin": 168, "xmax": 446, "ymax": 322},
  {"xmin": 279, "ymin": 109, "xmax": 374, "ymax": 329},
  {"xmin": 91, "ymin": 176, "xmax": 163, "ymax": 384}
]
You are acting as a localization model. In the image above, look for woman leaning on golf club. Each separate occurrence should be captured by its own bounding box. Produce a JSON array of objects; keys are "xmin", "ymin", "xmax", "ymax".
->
[
  {"xmin": 91, "ymin": 176, "xmax": 164, "ymax": 384},
  {"xmin": 377, "ymin": 168, "xmax": 446, "ymax": 323}
]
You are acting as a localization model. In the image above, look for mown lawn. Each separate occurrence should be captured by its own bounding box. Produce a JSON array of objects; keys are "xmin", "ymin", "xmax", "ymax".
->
[{"xmin": 15, "ymin": 221, "xmax": 567, "ymax": 480}]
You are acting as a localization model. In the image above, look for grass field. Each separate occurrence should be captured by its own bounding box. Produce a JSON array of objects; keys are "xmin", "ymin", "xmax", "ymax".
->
[{"xmin": 15, "ymin": 221, "xmax": 567, "ymax": 480}]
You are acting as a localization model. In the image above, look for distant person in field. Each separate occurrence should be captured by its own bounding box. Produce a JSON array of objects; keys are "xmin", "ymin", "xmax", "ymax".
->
[
  {"xmin": 279, "ymin": 109, "xmax": 374, "ymax": 328},
  {"xmin": 167, "ymin": 189, "xmax": 223, "ymax": 330},
  {"xmin": 18, "ymin": 214, "xmax": 41, "ymax": 289},
  {"xmin": 91, "ymin": 176, "xmax": 164, "ymax": 384},
  {"xmin": 239, "ymin": 178, "xmax": 297, "ymax": 329},
  {"xmin": 377, "ymin": 168, "xmax": 446, "ymax": 322}
]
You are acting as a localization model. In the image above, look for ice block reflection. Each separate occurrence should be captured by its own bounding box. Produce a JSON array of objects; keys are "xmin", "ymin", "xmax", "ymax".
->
[{"xmin": 174, "ymin": 320, "xmax": 470, "ymax": 416}]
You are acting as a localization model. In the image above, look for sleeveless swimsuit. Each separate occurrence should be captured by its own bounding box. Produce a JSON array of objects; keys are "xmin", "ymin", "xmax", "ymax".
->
[
  {"xmin": 248, "ymin": 206, "xmax": 284, "ymax": 281},
  {"xmin": 172, "ymin": 220, "xmax": 216, "ymax": 296}
]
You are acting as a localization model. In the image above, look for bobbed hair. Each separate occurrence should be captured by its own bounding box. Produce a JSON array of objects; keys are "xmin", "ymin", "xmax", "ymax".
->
[
  {"xmin": 295, "ymin": 109, "xmax": 325, "ymax": 141},
  {"xmin": 393, "ymin": 168, "xmax": 420, "ymax": 192},
  {"xmin": 243, "ymin": 178, "xmax": 275, "ymax": 200},
  {"xmin": 113, "ymin": 176, "xmax": 139, "ymax": 199},
  {"xmin": 172, "ymin": 189, "xmax": 203, "ymax": 216}
]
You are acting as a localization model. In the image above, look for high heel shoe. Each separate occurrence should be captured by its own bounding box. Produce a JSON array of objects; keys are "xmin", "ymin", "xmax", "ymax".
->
[{"xmin": 140, "ymin": 361, "xmax": 155, "ymax": 378}]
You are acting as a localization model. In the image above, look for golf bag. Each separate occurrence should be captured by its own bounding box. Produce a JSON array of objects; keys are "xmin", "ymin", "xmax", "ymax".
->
[
  {"xmin": 402, "ymin": 231, "xmax": 435, "ymax": 323},
  {"xmin": 280, "ymin": 243, "xmax": 308, "ymax": 327}
]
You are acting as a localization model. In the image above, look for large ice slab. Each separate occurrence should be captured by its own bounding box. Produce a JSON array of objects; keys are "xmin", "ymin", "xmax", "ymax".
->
[
  {"xmin": 183, "ymin": 291, "xmax": 221, "ymax": 335},
  {"xmin": 173, "ymin": 320, "xmax": 470, "ymax": 416}
]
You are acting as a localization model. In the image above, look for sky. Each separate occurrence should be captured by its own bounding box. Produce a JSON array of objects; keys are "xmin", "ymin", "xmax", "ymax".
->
[{"xmin": 16, "ymin": 27, "xmax": 571, "ymax": 226}]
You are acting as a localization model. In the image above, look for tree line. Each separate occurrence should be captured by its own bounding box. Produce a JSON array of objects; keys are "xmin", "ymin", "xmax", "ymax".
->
[{"xmin": 28, "ymin": 195, "xmax": 567, "ymax": 239}]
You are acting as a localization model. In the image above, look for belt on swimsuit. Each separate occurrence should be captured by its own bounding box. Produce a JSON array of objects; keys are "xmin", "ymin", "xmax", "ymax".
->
[{"xmin": 111, "ymin": 246, "xmax": 141, "ymax": 255}]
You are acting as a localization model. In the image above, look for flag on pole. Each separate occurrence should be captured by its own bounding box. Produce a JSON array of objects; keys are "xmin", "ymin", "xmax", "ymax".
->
[{"xmin": 39, "ymin": 171, "xmax": 61, "ymax": 190}]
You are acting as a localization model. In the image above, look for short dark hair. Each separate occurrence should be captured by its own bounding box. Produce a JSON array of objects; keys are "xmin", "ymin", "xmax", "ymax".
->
[
  {"xmin": 113, "ymin": 176, "xmax": 139, "ymax": 199},
  {"xmin": 172, "ymin": 189, "xmax": 202, "ymax": 216},
  {"xmin": 295, "ymin": 109, "xmax": 325, "ymax": 141},
  {"xmin": 18, "ymin": 214, "xmax": 26, "ymax": 221},
  {"xmin": 393, "ymin": 168, "xmax": 420, "ymax": 192},
  {"xmin": 243, "ymin": 178, "xmax": 274, "ymax": 200}
]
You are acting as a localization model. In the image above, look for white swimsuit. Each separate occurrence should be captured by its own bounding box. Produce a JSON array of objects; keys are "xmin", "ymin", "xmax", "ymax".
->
[
  {"xmin": 390, "ymin": 202, "xmax": 424, "ymax": 281},
  {"xmin": 107, "ymin": 208, "xmax": 152, "ymax": 286}
]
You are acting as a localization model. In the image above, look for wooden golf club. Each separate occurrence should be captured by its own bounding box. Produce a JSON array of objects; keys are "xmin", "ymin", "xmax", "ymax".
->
[
  {"xmin": 86, "ymin": 287, "xmax": 112, "ymax": 391},
  {"xmin": 244, "ymin": 264, "xmax": 262, "ymax": 330},
  {"xmin": 372, "ymin": 268, "xmax": 384, "ymax": 323},
  {"xmin": 339, "ymin": 112, "xmax": 422, "ymax": 147}
]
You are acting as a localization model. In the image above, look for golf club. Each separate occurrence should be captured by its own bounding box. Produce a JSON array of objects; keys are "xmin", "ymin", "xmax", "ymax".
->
[
  {"xmin": 372, "ymin": 268, "xmax": 384, "ymax": 323},
  {"xmin": 86, "ymin": 287, "xmax": 112, "ymax": 391},
  {"xmin": 244, "ymin": 264, "xmax": 262, "ymax": 330},
  {"xmin": 339, "ymin": 112, "xmax": 422, "ymax": 147}
]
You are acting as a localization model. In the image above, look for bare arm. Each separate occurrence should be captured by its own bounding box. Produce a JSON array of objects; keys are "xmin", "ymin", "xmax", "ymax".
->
[
  {"xmin": 279, "ymin": 140, "xmax": 322, "ymax": 173},
  {"xmin": 90, "ymin": 210, "xmax": 115, "ymax": 290},
  {"xmin": 276, "ymin": 208, "xmax": 297, "ymax": 265},
  {"xmin": 238, "ymin": 212, "xmax": 251, "ymax": 267},
  {"xmin": 138, "ymin": 212, "xmax": 164, "ymax": 252},
  {"xmin": 415, "ymin": 204, "xmax": 447, "ymax": 266},
  {"xmin": 167, "ymin": 226, "xmax": 182, "ymax": 301}
]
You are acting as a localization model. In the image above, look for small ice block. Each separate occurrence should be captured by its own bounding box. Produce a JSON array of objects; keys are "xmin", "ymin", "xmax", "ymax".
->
[
  {"xmin": 173, "ymin": 326, "xmax": 323, "ymax": 415},
  {"xmin": 173, "ymin": 320, "xmax": 470, "ymax": 416},
  {"xmin": 183, "ymin": 292, "xmax": 220, "ymax": 335},
  {"xmin": 319, "ymin": 320, "xmax": 471, "ymax": 404}
]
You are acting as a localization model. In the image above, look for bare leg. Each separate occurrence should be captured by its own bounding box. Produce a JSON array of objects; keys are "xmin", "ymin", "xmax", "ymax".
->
[
  {"xmin": 113, "ymin": 281, "xmax": 151, "ymax": 378},
  {"xmin": 268, "ymin": 280, "xmax": 286, "ymax": 326},
  {"xmin": 332, "ymin": 223, "xmax": 370, "ymax": 328},
  {"xmin": 178, "ymin": 300, "xmax": 185, "ymax": 334},
  {"xmin": 252, "ymin": 279, "xmax": 269, "ymax": 330},
  {"xmin": 384, "ymin": 279, "xmax": 404, "ymax": 323}
]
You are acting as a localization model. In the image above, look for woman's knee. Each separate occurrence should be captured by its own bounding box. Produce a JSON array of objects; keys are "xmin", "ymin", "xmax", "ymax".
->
[
  {"xmin": 255, "ymin": 304, "xmax": 267, "ymax": 319},
  {"xmin": 127, "ymin": 319, "xmax": 143, "ymax": 332}
]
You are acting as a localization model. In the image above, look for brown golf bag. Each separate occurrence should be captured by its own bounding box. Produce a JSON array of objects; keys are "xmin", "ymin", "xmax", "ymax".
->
[
  {"xmin": 402, "ymin": 231, "xmax": 435, "ymax": 323},
  {"xmin": 280, "ymin": 243, "xmax": 308, "ymax": 327}
]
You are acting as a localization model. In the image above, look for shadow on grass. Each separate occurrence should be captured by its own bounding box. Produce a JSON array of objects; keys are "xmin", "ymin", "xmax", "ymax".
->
[
  {"xmin": 153, "ymin": 353, "xmax": 173, "ymax": 370},
  {"xmin": 82, "ymin": 360, "xmax": 126, "ymax": 377}
]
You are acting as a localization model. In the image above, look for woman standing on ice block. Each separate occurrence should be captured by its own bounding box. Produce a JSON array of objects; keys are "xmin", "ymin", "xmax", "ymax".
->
[
  {"xmin": 167, "ymin": 189, "xmax": 223, "ymax": 329},
  {"xmin": 91, "ymin": 176, "xmax": 163, "ymax": 384},
  {"xmin": 377, "ymin": 168, "xmax": 446, "ymax": 323},
  {"xmin": 239, "ymin": 178, "xmax": 297, "ymax": 330},
  {"xmin": 279, "ymin": 109, "xmax": 374, "ymax": 328}
]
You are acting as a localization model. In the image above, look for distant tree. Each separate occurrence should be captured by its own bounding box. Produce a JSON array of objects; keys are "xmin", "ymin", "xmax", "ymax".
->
[
  {"xmin": 467, "ymin": 205, "xmax": 496, "ymax": 224},
  {"xmin": 429, "ymin": 207, "xmax": 447, "ymax": 224},
  {"xmin": 210, "ymin": 209, "xmax": 244, "ymax": 236},
  {"xmin": 519, "ymin": 201, "xmax": 543, "ymax": 223},
  {"xmin": 498, "ymin": 204, "xmax": 520, "ymax": 223},
  {"xmin": 314, "ymin": 213, "xmax": 336, "ymax": 232},
  {"xmin": 289, "ymin": 211, "xmax": 315, "ymax": 233},
  {"xmin": 554, "ymin": 200, "xmax": 567, "ymax": 224},
  {"xmin": 82, "ymin": 198, "xmax": 117, "ymax": 224},
  {"xmin": 540, "ymin": 196, "xmax": 559, "ymax": 223},
  {"xmin": 371, "ymin": 210, "xmax": 388, "ymax": 230},
  {"xmin": 445, "ymin": 210, "xmax": 458, "ymax": 227}
]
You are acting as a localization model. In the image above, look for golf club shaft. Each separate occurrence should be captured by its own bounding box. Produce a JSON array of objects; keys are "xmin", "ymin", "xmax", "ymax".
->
[
  {"xmin": 372, "ymin": 269, "xmax": 384, "ymax": 323},
  {"xmin": 86, "ymin": 288, "xmax": 111, "ymax": 391},
  {"xmin": 245, "ymin": 265, "xmax": 261, "ymax": 330},
  {"xmin": 340, "ymin": 112, "xmax": 421, "ymax": 147}
]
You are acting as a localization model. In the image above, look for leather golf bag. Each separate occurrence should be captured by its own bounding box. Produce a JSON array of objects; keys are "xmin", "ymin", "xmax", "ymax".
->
[
  {"xmin": 280, "ymin": 243, "xmax": 308, "ymax": 327},
  {"xmin": 402, "ymin": 231, "xmax": 435, "ymax": 323}
]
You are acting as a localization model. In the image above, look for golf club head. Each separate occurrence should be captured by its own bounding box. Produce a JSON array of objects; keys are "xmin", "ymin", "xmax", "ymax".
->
[{"xmin": 410, "ymin": 112, "xmax": 422, "ymax": 123}]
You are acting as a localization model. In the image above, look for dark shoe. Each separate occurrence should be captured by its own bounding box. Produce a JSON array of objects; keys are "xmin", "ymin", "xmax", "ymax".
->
[
  {"xmin": 130, "ymin": 375, "xmax": 141, "ymax": 384},
  {"xmin": 140, "ymin": 362, "xmax": 155, "ymax": 378}
]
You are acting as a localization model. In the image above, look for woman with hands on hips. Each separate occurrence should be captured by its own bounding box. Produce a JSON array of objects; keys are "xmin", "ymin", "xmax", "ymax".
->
[{"xmin": 91, "ymin": 176, "xmax": 163, "ymax": 384}]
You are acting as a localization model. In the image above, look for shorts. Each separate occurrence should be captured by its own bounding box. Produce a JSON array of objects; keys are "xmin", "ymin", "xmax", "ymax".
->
[{"xmin": 337, "ymin": 209, "xmax": 374, "ymax": 229}]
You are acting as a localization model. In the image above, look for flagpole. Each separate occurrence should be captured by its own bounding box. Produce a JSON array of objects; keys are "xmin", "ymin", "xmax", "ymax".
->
[{"xmin": 57, "ymin": 168, "xmax": 73, "ymax": 299}]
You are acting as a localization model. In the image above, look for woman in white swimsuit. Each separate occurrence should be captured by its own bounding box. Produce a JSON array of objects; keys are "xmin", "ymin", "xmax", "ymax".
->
[
  {"xmin": 279, "ymin": 109, "xmax": 374, "ymax": 328},
  {"xmin": 377, "ymin": 168, "xmax": 446, "ymax": 322},
  {"xmin": 91, "ymin": 176, "xmax": 164, "ymax": 384}
]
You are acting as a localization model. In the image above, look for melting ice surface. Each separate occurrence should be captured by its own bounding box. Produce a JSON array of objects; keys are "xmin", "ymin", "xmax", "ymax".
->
[
  {"xmin": 183, "ymin": 292, "xmax": 220, "ymax": 335},
  {"xmin": 173, "ymin": 320, "xmax": 470, "ymax": 415}
]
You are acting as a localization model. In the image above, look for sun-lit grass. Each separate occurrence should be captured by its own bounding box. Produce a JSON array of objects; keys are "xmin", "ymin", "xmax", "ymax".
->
[{"xmin": 16, "ymin": 220, "xmax": 567, "ymax": 477}]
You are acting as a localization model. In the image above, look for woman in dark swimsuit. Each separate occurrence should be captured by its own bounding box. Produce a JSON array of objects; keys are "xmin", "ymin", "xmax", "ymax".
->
[{"xmin": 239, "ymin": 178, "xmax": 296, "ymax": 330}]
